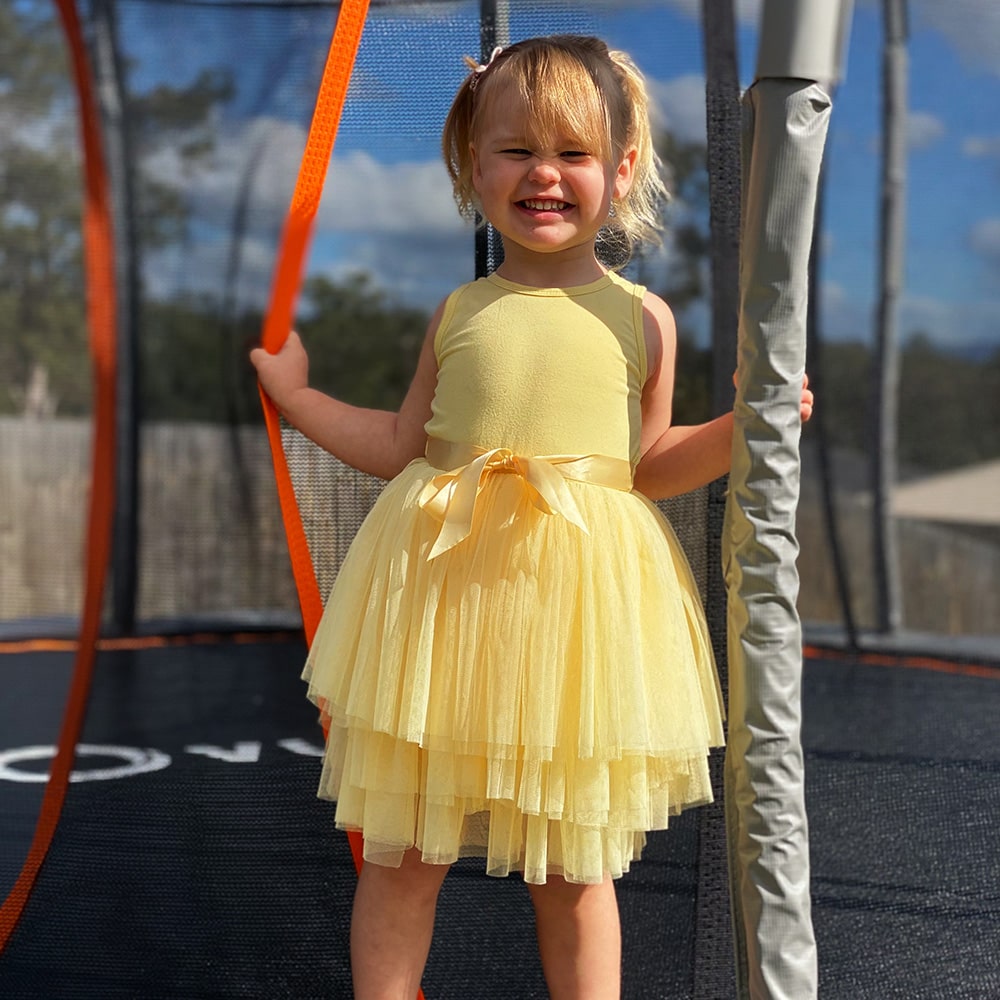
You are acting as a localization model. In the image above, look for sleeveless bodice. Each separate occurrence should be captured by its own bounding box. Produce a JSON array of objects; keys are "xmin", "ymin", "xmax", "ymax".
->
[
  {"xmin": 303, "ymin": 268, "xmax": 723, "ymax": 887},
  {"xmin": 424, "ymin": 271, "xmax": 648, "ymax": 467}
]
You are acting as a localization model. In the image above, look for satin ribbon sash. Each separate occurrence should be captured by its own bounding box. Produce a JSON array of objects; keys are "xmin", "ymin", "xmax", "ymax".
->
[{"xmin": 418, "ymin": 437, "xmax": 634, "ymax": 559}]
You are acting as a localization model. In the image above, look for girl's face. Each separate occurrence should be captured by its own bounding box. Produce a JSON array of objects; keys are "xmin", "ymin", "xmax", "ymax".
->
[{"xmin": 470, "ymin": 91, "xmax": 636, "ymax": 268}]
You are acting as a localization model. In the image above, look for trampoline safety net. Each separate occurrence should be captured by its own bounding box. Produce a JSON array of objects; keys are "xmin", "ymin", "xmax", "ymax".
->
[{"xmin": 1, "ymin": 1, "xmax": 998, "ymax": 998}]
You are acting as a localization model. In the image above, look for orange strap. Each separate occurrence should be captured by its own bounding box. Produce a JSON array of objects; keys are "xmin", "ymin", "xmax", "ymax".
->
[
  {"xmin": 258, "ymin": 0, "xmax": 370, "ymax": 645},
  {"xmin": 256, "ymin": 2, "xmax": 372, "ymax": 884},
  {"xmin": 0, "ymin": 0, "xmax": 118, "ymax": 952}
]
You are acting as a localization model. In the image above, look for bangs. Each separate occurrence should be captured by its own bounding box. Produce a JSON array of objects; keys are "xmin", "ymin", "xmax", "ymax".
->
[{"xmin": 475, "ymin": 50, "xmax": 616, "ymax": 162}]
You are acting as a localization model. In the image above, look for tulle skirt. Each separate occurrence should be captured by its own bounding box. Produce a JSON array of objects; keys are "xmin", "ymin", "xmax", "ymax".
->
[{"xmin": 304, "ymin": 457, "xmax": 724, "ymax": 885}]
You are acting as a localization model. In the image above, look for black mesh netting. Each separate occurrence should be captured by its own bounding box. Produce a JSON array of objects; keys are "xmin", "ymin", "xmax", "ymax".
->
[{"xmin": 3, "ymin": 1, "xmax": 999, "ymax": 997}]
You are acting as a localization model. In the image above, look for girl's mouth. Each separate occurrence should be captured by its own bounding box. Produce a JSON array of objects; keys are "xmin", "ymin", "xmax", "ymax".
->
[{"xmin": 519, "ymin": 199, "xmax": 571, "ymax": 212}]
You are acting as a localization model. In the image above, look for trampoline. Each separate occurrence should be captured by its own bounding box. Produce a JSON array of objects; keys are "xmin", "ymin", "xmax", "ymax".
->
[
  {"xmin": 1, "ymin": 637, "xmax": 997, "ymax": 998},
  {"xmin": 2, "ymin": 0, "xmax": 999, "ymax": 996}
]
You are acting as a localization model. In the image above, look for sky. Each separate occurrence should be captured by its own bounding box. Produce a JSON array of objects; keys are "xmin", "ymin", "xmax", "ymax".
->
[{"xmin": 128, "ymin": 0, "xmax": 1000, "ymax": 357}]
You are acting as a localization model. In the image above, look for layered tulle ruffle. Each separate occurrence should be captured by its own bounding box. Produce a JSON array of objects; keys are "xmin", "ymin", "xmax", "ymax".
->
[{"xmin": 304, "ymin": 457, "xmax": 724, "ymax": 884}]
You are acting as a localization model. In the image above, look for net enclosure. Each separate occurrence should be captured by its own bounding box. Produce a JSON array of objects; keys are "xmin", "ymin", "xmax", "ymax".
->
[{"xmin": 1, "ymin": 1, "xmax": 998, "ymax": 998}]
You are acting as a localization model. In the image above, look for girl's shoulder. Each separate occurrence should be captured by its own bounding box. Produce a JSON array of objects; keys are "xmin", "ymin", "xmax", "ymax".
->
[
  {"xmin": 638, "ymin": 289, "xmax": 676, "ymax": 385},
  {"xmin": 432, "ymin": 279, "xmax": 485, "ymax": 355}
]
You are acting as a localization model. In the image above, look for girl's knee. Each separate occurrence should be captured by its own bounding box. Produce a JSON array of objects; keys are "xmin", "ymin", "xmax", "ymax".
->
[
  {"xmin": 527, "ymin": 874, "xmax": 617, "ymax": 913},
  {"xmin": 360, "ymin": 848, "xmax": 450, "ymax": 903}
]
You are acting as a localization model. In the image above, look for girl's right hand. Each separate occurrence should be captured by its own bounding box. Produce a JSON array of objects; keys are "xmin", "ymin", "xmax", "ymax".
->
[{"xmin": 250, "ymin": 330, "xmax": 309, "ymax": 407}]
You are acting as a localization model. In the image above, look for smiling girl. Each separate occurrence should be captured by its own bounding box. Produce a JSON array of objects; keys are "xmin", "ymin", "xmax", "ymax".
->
[{"xmin": 252, "ymin": 34, "xmax": 811, "ymax": 1000}]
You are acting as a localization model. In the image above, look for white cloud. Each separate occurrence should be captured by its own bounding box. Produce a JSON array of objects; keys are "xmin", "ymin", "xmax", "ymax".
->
[
  {"xmin": 317, "ymin": 229, "xmax": 474, "ymax": 308},
  {"xmin": 139, "ymin": 115, "xmax": 470, "ymax": 309},
  {"xmin": 899, "ymin": 293, "xmax": 1000, "ymax": 349},
  {"xmin": 907, "ymin": 111, "xmax": 945, "ymax": 151},
  {"xmin": 819, "ymin": 280, "xmax": 1000, "ymax": 350},
  {"xmin": 963, "ymin": 135, "xmax": 1000, "ymax": 159},
  {"xmin": 911, "ymin": 0, "xmax": 1000, "ymax": 77},
  {"xmin": 969, "ymin": 217, "xmax": 1000, "ymax": 262},
  {"xmin": 319, "ymin": 150, "xmax": 462, "ymax": 236},
  {"xmin": 142, "ymin": 116, "xmax": 305, "ymax": 228},
  {"xmin": 143, "ymin": 115, "xmax": 461, "ymax": 237},
  {"xmin": 819, "ymin": 280, "xmax": 870, "ymax": 342},
  {"xmin": 648, "ymin": 74, "xmax": 707, "ymax": 145}
]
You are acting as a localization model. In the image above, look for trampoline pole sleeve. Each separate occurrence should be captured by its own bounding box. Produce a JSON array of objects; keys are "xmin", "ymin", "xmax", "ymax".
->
[{"xmin": 724, "ymin": 78, "xmax": 831, "ymax": 1000}]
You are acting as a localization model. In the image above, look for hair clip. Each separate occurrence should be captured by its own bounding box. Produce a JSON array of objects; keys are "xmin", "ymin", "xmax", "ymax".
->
[{"xmin": 468, "ymin": 46, "xmax": 504, "ymax": 92}]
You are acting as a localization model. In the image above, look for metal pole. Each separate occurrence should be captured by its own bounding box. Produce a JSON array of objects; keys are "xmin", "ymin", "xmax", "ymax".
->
[
  {"xmin": 697, "ymin": 2, "xmax": 740, "ymax": 994},
  {"xmin": 475, "ymin": 0, "xmax": 508, "ymax": 278},
  {"xmin": 91, "ymin": 0, "xmax": 140, "ymax": 635},
  {"xmin": 807, "ymin": 157, "xmax": 861, "ymax": 651},
  {"xmin": 871, "ymin": 0, "xmax": 908, "ymax": 634},
  {"xmin": 723, "ymin": 1, "xmax": 850, "ymax": 996}
]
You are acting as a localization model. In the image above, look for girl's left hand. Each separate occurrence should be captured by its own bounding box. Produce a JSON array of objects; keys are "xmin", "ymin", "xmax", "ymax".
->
[
  {"xmin": 732, "ymin": 371, "xmax": 815, "ymax": 423},
  {"xmin": 800, "ymin": 373, "xmax": 814, "ymax": 423}
]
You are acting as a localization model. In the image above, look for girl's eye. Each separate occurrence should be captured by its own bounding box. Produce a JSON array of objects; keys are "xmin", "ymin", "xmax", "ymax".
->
[
  {"xmin": 501, "ymin": 148, "xmax": 532, "ymax": 157},
  {"xmin": 561, "ymin": 151, "xmax": 590, "ymax": 160}
]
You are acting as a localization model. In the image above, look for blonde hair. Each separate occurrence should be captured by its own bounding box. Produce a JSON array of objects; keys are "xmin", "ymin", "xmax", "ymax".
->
[{"xmin": 442, "ymin": 35, "xmax": 668, "ymax": 264}]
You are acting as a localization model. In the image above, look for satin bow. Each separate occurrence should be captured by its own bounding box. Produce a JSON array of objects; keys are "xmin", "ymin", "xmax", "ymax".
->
[{"xmin": 418, "ymin": 440, "xmax": 632, "ymax": 560}]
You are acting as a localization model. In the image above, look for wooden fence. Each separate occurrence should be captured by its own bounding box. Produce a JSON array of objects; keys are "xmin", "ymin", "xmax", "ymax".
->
[{"xmin": 2, "ymin": 416, "xmax": 997, "ymax": 638}]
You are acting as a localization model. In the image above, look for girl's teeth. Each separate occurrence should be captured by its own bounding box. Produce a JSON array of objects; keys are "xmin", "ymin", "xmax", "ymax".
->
[{"xmin": 525, "ymin": 199, "xmax": 567, "ymax": 210}]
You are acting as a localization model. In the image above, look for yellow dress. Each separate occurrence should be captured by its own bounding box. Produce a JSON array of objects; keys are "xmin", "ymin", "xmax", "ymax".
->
[{"xmin": 304, "ymin": 271, "xmax": 725, "ymax": 885}]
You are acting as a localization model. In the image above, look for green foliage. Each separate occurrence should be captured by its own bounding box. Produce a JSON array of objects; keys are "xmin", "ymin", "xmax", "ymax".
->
[
  {"xmin": 808, "ymin": 336, "xmax": 1000, "ymax": 472},
  {"xmin": 138, "ymin": 275, "xmax": 428, "ymax": 422},
  {"xmin": 297, "ymin": 273, "xmax": 427, "ymax": 411},
  {"xmin": 655, "ymin": 133, "xmax": 711, "ymax": 317},
  {"xmin": 647, "ymin": 133, "xmax": 713, "ymax": 426},
  {"xmin": 898, "ymin": 335, "xmax": 1000, "ymax": 470},
  {"xmin": 141, "ymin": 295, "xmax": 245, "ymax": 422},
  {"xmin": 671, "ymin": 333, "xmax": 712, "ymax": 427},
  {"xmin": 0, "ymin": 2, "xmax": 994, "ymax": 481},
  {"xmin": 0, "ymin": 3, "xmax": 235, "ymax": 416},
  {"xmin": 0, "ymin": 3, "xmax": 66, "ymax": 113},
  {"xmin": 0, "ymin": 5, "xmax": 88, "ymax": 414},
  {"xmin": 129, "ymin": 68, "xmax": 235, "ymax": 252}
]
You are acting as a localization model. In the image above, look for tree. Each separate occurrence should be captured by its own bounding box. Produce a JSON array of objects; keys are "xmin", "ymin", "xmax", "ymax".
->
[
  {"xmin": 803, "ymin": 335, "xmax": 1000, "ymax": 474},
  {"xmin": 651, "ymin": 132, "xmax": 713, "ymax": 426},
  {"xmin": 297, "ymin": 273, "xmax": 427, "ymax": 412},
  {"xmin": 0, "ymin": 3, "xmax": 88, "ymax": 414},
  {"xmin": 898, "ymin": 334, "xmax": 1000, "ymax": 471},
  {"xmin": 0, "ymin": 2, "xmax": 234, "ymax": 416}
]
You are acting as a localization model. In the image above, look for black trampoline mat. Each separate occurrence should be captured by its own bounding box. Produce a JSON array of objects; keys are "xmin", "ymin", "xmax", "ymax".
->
[
  {"xmin": 0, "ymin": 638, "xmax": 997, "ymax": 998},
  {"xmin": 803, "ymin": 656, "xmax": 1000, "ymax": 1000}
]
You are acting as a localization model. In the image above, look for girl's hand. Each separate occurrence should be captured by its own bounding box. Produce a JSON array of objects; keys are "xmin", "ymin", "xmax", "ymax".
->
[
  {"xmin": 800, "ymin": 373, "xmax": 814, "ymax": 423},
  {"xmin": 250, "ymin": 331, "xmax": 309, "ymax": 407},
  {"xmin": 732, "ymin": 370, "xmax": 815, "ymax": 422}
]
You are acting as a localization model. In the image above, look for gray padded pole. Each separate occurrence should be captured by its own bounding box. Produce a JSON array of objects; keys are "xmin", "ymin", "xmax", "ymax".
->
[
  {"xmin": 722, "ymin": 7, "xmax": 849, "ymax": 996},
  {"xmin": 724, "ymin": 76, "xmax": 829, "ymax": 1000},
  {"xmin": 756, "ymin": 0, "xmax": 853, "ymax": 85}
]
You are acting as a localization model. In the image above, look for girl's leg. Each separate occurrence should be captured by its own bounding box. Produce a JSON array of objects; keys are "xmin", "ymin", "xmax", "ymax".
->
[
  {"xmin": 350, "ymin": 848, "xmax": 450, "ymax": 1000},
  {"xmin": 526, "ymin": 875, "xmax": 622, "ymax": 1000}
]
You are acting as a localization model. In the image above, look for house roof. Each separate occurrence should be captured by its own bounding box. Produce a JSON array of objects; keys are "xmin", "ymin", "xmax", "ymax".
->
[{"xmin": 891, "ymin": 459, "xmax": 1000, "ymax": 525}]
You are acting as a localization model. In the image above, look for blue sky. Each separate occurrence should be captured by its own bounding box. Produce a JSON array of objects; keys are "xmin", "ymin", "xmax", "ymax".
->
[{"xmin": 125, "ymin": 0, "xmax": 1000, "ymax": 356}]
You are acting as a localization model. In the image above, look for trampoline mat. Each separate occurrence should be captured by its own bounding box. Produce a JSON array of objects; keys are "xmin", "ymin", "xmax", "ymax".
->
[
  {"xmin": 0, "ymin": 638, "xmax": 997, "ymax": 998},
  {"xmin": 0, "ymin": 638, "xmax": 699, "ymax": 999},
  {"xmin": 803, "ymin": 654, "xmax": 1000, "ymax": 1000}
]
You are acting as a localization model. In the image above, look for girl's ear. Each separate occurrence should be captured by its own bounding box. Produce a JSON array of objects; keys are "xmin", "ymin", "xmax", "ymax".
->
[{"xmin": 613, "ymin": 146, "xmax": 639, "ymax": 200}]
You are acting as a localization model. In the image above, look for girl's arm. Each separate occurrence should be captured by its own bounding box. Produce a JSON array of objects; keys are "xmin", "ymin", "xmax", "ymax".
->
[
  {"xmin": 633, "ymin": 291, "xmax": 733, "ymax": 500},
  {"xmin": 634, "ymin": 413, "xmax": 735, "ymax": 500},
  {"xmin": 250, "ymin": 300, "xmax": 444, "ymax": 481},
  {"xmin": 633, "ymin": 291, "xmax": 814, "ymax": 501}
]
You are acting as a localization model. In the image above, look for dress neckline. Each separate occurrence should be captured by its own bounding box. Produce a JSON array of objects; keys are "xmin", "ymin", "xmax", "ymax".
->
[{"xmin": 485, "ymin": 271, "xmax": 615, "ymax": 297}]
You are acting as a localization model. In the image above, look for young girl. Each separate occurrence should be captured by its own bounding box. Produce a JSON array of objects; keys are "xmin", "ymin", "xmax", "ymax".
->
[{"xmin": 253, "ymin": 34, "xmax": 810, "ymax": 1000}]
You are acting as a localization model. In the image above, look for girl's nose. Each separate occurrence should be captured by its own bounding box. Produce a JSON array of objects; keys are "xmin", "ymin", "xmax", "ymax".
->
[{"xmin": 528, "ymin": 158, "xmax": 560, "ymax": 183}]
